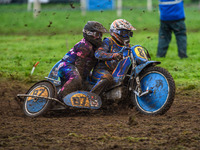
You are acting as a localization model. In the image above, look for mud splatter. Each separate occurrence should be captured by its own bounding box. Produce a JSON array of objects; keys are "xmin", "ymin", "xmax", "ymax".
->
[
  {"xmin": 47, "ymin": 21, "xmax": 52, "ymax": 27},
  {"xmin": 70, "ymin": 3, "xmax": 75, "ymax": 9},
  {"xmin": 143, "ymin": 28, "xmax": 148, "ymax": 31}
]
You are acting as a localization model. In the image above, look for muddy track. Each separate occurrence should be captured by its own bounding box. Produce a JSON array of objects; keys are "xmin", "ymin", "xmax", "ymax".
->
[{"xmin": 0, "ymin": 80, "xmax": 199, "ymax": 150}]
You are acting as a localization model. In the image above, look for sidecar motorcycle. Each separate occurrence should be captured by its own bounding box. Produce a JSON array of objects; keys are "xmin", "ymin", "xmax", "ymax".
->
[{"xmin": 17, "ymin": 45, "xmax": 175, "ymax": 117}]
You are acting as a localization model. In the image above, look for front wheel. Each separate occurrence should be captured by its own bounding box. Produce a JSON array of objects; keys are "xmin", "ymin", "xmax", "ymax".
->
[
  {"xmin": 132, "ymin": 66, "xmax": 175, "ymax": 115},
  {"xmin": 23, "ymin": 81, "xmax": 56, "ymax": 117}
]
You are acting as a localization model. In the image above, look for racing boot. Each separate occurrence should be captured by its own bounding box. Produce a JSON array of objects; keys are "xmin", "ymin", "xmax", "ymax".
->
[{"xmin": 90, "ymin": 74, "xmax": 113, "ymax": 95}]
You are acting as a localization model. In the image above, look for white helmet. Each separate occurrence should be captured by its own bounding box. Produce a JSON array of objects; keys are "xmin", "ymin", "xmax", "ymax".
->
[{"xmin": 110, "ymin": 19, "xmax": 136, "ymax": 45}]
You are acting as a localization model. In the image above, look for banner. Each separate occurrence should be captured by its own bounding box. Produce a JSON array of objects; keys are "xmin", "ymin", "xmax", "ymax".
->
[{"xmin": 87, "ymin": 0, "xmax": 114, "ymax": 10}]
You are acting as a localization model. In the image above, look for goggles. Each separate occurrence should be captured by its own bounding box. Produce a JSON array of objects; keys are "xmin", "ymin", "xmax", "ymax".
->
[
  {"xmin": 83, "ymin": 29, "xmax": 102, "ymax": 38},
  {"xmin": 111, "ymin": 29, "xmax": 133, "ymax": 38}
]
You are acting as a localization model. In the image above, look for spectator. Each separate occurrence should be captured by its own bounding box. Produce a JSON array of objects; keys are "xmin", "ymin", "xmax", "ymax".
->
[{"xmin": 157, "ymin": 0, "xmax": 188, "ymax": 58}]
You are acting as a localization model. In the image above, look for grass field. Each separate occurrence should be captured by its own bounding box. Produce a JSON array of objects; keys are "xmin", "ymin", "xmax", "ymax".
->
[{"xmin": 0, "ymin": 2, "xmax": 200, "ymax": 89}]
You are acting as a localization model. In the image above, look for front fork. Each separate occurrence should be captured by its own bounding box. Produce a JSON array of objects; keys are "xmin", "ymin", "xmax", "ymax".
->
[
  {"xmin": 135, "ymin": 76, "xmax": 142, "ymax": 94},
  {"xmin": 130, "ymin": 76, "xmax": 152, "ymax": 97},
  {"xmin": 129, "ymin": 54, "xmax": 152, "ymax": 97}
]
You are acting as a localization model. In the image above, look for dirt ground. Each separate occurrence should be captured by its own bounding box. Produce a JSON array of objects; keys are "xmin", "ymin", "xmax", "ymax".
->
[{"xmin": 0, "ymin": 80, "xmax": 199, "ymax": 150}]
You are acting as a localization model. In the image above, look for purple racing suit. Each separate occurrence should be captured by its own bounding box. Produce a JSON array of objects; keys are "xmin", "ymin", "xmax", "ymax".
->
[{"xmin": 58, "ymin": 38, "xmax": 97, "ymax": 97}]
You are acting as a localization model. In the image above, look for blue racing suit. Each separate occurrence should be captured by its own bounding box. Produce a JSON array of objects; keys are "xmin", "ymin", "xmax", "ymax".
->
[{"xmin": 90, "ymin": 37, "xmax": 125, "ymax": 95}]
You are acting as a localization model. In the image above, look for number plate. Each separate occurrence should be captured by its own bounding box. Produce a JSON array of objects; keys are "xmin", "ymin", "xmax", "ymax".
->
[
  {"xmin": 64, "ymin": 91, "xmax": 102, "ymax": 109},
  {"xmin": 71, "ymin": 93, "xmax": 90, "ymax": 107},
  {"xmin": 27, "ymin": 86, "xmax": 49, "ymax": 101},
  {"xmin": 134, "ymin": 46, "xmax": 148, "ymax": 59}
]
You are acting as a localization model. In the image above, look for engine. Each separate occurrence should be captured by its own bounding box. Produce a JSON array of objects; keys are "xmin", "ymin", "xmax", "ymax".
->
[{"xmin": 104, "ymin": 86, "xmax": 125, "ymax": 101}]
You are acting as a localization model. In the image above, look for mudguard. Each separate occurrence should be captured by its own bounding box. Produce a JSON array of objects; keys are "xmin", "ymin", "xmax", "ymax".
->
[
  {"xmin": 63, "ymin": 91, "xmax": 102, "ymax": 109},
  {"xmin": 26, "ymin": 80, "xmax": 57, "ymax": 98},
  {"xmin": 132, "ymin": 61, "xmax": 161, "ymax": 77}
]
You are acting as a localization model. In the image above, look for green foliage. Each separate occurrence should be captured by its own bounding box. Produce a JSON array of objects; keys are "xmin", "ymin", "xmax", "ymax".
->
[{"xmin": 0, "ymin": 4, "xmax": 200, "ymax": 89}]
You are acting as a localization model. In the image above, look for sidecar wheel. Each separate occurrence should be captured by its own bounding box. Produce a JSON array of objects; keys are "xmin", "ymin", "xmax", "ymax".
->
[
  {"xmin": 23, "ymin": 81, "xmax": 56, "ymax": 117},
  {"xmin": 132, "ymin": 66, "xmax": 175, "ymax": 115}
]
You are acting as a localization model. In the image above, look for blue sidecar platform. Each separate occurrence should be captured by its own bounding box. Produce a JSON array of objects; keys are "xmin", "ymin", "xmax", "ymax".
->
[{"xmin": 63, "ymin": 91, "xmax": 102, "ymax": 109}]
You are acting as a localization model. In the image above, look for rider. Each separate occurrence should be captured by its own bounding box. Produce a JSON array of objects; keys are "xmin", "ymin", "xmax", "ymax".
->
[
  {"xmin": 57, "ymin": 21, "xmax": 108, "ymax": 99},
  {"xmin": 90, "ymin": 19, "xmax": 136, "ymax": 95}
]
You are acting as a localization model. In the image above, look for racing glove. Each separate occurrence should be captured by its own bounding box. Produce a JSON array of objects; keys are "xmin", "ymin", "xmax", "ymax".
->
[{"xmin": 112, "ymin": 53, "xmax": 123, "ymax": 61}]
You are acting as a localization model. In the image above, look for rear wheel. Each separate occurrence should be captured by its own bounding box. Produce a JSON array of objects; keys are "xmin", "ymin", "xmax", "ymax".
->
[
  {"xmin": 23, "ymin": 81, "xmax": 56, "ymax": 117},
  {"xmin": 132, "ymin": 66, "xmax": 175, "ymax": 115}
]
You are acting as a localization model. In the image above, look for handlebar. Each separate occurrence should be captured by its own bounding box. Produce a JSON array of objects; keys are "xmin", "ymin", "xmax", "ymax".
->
[{"xmin": 118, "ymin": 46, "xmax": 130, "ymax": 54}]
